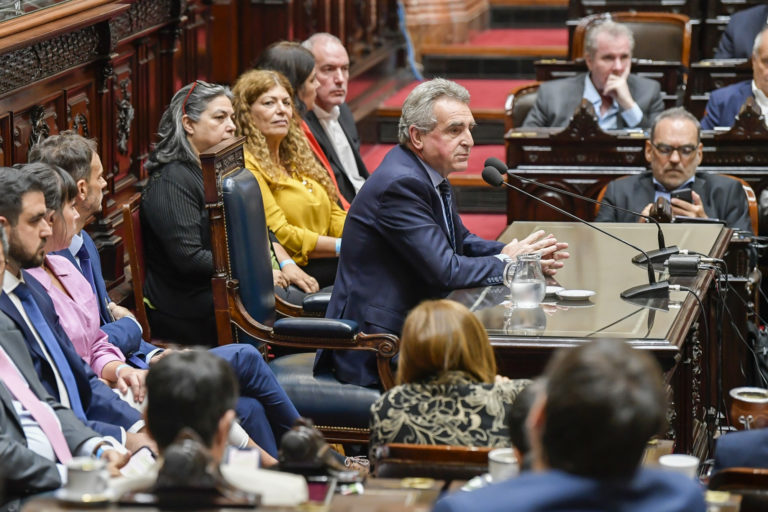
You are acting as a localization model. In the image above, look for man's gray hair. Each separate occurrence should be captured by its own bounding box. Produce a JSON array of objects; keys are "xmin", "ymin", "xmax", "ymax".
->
[
  {"xmin": 649, "ymin": 107, "xmax": 701, "ymax": 143},
  {"xmin": 753, "ymin": 27, "xmax": 768, "ymax": 56},
  {"xmin": 398, "ymin": 78, "xmax": 471, "ymax": 145},
  {"xmin": 302, "ymin": 32, "xmax": 344, "ymax": 52},
  {"xmin": 584, "ymin": 20, "xmax": 635, "ymax": 58}
]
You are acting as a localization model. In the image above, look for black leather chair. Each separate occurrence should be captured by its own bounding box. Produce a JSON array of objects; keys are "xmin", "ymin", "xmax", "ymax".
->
[{"xmin": 200, "ymin": 136, "xmax": 399, "ymax": 444}]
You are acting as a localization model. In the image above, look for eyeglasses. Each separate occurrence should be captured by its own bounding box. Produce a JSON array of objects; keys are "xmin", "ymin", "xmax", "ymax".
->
[
  {"xmin": 181, "ymin": 80, "xmax": 203, "ymax": 116},
  {"xmin": 651, "ymin": 142, "xmax": 698, "ymax": 157}
]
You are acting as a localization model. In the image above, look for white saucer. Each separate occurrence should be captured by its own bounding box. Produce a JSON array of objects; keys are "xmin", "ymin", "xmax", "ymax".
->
[
  {"xmin": 556, "ymin": 289, "xmax": 596, "ymax": 301},
  {"xmin": 54, "ymin": 488, "xmax": 112, "ymax": 505},
  {"xmin": 545, "ymin": 285, "xmax": 565, "ymax": 296}
]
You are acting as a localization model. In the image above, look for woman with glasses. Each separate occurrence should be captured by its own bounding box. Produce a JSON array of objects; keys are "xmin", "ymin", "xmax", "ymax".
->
[{"xmin": 232, "ymin": 70, "xmax": 345, "ymax": 288}]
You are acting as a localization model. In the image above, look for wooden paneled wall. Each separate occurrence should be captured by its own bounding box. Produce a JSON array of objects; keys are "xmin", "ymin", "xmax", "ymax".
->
[{"xmin": 0, "ymin": 0, "xmax": 400, "ymax": 291}]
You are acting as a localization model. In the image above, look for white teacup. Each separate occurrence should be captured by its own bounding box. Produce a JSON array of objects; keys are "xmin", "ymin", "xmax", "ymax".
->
[
  {"xmin": 488, "ymin": 448, "xmax": 519, "ymax": 482},
  {"xmin": 658, "ymin": 454, "xmax": 699, "ymax": 479},
  {"xmin": 65, "ymin": 457, "xmax": 108, "ymax": 496}
]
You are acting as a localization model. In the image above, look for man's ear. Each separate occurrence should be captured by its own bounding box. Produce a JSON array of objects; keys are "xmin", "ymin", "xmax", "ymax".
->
[
  {"xmin": 76, "ymin": 179, "xmax": 89, "ymax": 201},
  {"xmin": 644, "ymin": 140, "xmax": 653, "ymax": 164},
  {"xmin": 409, "ymin": 126, "xmax": 424, "ymax": 151},
  {"xmin": 216, "ymin": 409, "xmax": 236, "ymax": 447}
]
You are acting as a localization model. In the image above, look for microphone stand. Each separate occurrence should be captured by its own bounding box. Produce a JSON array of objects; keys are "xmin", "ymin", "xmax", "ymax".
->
[
  {"xmin": 481, "ymin": 167, "xmax": 669, "ymax": 300},
  {"xmin": 483, "ymin": 157, "xmax": 680, "ymax": 267}
]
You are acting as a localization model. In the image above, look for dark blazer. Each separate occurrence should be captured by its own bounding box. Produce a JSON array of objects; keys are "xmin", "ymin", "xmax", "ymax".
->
[
  {"xmin": 701, "ymin": 80, "xmax": 754, "ymax": 130},
  {"xmin": 0, "ymin": 272, "xmax": 141, "ymax": 439},
  {"xmin": 53, "ymin": 231, "xmax": 154, "ymax": 364},
  {"xmin": 715, "ymin": 5, "xmax": 768, "ymax": 59},
  {"xmin": 0, "ymin": 311, "xmax": 98, "ymax": 507},
  {"xmin": 713, "ymin": 428, "xmax": 768, "ymax": 472},
  {"xmin": 595, "ymin": 171, "xmax": 753, "ymax": 233},
  {"xmin": 304, "ymin": 103, "xmax": 369, "ymax": 204},
  {"xmin": 522, "ymin": 73, "xmax": 664, "ymax": 129},
  {"xmin": 317, "ymin": 145, "xmax": 506, "ymax": 387},
  {"xmin": 432, "ymin": 468, "xmax": 706, "ymax": 512}
]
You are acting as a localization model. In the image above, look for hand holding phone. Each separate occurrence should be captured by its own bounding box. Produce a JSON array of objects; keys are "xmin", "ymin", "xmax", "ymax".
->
[{"xmin": 670, "ymin": 188, "xmax": 693, "ymax": 204}]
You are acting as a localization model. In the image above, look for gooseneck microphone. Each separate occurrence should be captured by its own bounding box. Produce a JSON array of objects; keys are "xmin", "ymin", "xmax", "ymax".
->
[
  {"xmin": 483, "ymin": 157, "xmax": 681, "ymax": 267},
  {"xmin": 481, "ymin": 166, "xmax": 669, "ymax": 299}
]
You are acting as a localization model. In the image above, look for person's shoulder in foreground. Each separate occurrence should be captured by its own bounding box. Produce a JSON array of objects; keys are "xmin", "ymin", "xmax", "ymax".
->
[{"xmin": 432, "ymin": 468, "xmax": 706, "ymax": 512}]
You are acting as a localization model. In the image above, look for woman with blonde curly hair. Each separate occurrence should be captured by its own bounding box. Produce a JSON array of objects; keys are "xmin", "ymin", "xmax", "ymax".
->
[{"xmin": 233, "ymin": 69, "xmax": 345, "ymax": 286}]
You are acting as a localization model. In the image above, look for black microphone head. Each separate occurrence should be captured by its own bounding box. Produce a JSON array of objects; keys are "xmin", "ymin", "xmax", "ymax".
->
[
  {"xmin": 481, "ymin": 166, "xmax": 505, "ymax": 187},
  {"xmin": 484, "ymin": 157, "xmax": 507, "ymax": 174}
]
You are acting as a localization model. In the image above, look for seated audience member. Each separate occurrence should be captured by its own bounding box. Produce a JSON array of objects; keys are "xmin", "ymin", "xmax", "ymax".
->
[
  {"xmin": 433, "ymin": 339, "xmax": 706, "ymax": 512},
  {"xmin": 115, "ymin": 350, "xmax": 308, "ymax": 507},
  {"xmin": 523, "ymin": 20, "xmax": 663, "ymax": 130},
  {"xmin": 507, "ymin": 380, "xmax": 539, "ymax": 472},
  {"xmin": 29, "ymin": 132, "xmax": 302, "ymax": 461},
  {"xmin": 369, "ymin": 300, "xmax": 530, "ymax": 457},
  {"xmin": 595, "ymin": 107, "xmax": 753, "ymax": 232},
  {"xmin": 232, "ymin": 69, "xmax": 345, "ymax": 287},
  {"xmin": 140, "ymin": 81, "xmax": 318, "ymax": 345},
  {"xmin": 715, "ymin": 4, "xmax": 768, "ymax": 59},
  {"xmin": 713, "ymin": 428, "xmax": 768, "ymax": 472},
  {"xmin": 702, "ymin": 28, "xmax": 768, "ymax": 130},
  {"xmin": 318, "ymin": 78, "xmax": 568, "ymax": 388},
  {"xmin": 0, "ymin": 167, "xmax": 151, "ymax": 450},
  {"xmin": 256, "ymin": 41, "xmax": 350, "ymax": 210},
  {"xmin": 302, "ymin": 33, "xmax": 369, "ymax": 204},
  {"xmin": 0, "ymin": 223, "xmax": 128, "ymax": 510}
]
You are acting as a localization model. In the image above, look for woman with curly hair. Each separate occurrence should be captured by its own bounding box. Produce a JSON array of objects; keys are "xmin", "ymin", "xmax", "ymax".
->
[{"xmin": 233, "ymin": 69, "xmax": 345, "ymax": 287}]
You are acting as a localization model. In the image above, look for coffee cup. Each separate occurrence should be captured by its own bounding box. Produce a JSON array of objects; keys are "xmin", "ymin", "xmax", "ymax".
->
[
  {"xmin": 488, "ymin": 448, "xmax": 519, "ymax": 482},
  {"xmin": 65, "ymin": 457, "xmax": 108, "ymax": 497},
  {"xmin": 659, "ymin": 454, "xmax": 699, "ymax": 479}
]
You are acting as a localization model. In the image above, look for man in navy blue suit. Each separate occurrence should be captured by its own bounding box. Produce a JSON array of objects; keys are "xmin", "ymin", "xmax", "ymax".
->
[
  {"xmin": 433, "ymin": 339, "xmax": 706, "ymax": 512},
  {"xmin": 703, "ymin": 27, "xmax": 768, "ymax": 130},
  {"xmin": 715, "ymin": 4, "xmax": 768, "ymax": 59},
  {"xmin": 0, "ymin": 167, "xmax": 153, "ymax": 452},
  {"xmin": 318, "ymin": 78, "xmax": 569, "ymax": 387},
  {"xmin": 713, "ymin": 428, "xmax": 768, "ymax": 472}
]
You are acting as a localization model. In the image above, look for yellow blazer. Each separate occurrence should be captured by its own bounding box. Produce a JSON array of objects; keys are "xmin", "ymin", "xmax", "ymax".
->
[{"xmin": 245, "ymin": 150, "xmax": 346, "ymax": 265}]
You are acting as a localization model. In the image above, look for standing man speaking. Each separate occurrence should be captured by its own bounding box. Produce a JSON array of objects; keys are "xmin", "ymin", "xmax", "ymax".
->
[{"xmin": 317, "ymin": 79, "xmax": 569, "ymax": 387}]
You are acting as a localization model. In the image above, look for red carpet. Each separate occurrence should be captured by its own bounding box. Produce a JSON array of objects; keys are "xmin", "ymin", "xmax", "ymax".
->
[
  {"xmin": 460, "ymin": 213, "xmax": 507, "ymax": 241},
  {"xmin": 468, "ymin": 28, "xmax": 567, "ymax": 48},
  {"xmin": 347, "ymin": 77, "xmax": 377, "ymax": 102},
  {"xmin": 382, "ymin": 79, "xmax": 533, "ymax": 111},
  {"xmin": 361, "ymin": 144, "xmax": 505, "ymax": 175}
]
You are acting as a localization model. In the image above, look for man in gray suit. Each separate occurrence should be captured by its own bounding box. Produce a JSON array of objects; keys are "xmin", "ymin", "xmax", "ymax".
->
[
  {"xmin": 523, "ymin": 21, "xmax": 664, "ymax": 130},
  {"xmin": 0, "ymin": 225, "xmax": 127, "ymax": 510}
]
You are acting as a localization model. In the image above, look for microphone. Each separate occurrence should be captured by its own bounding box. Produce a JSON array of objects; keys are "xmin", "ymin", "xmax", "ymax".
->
[
  {"xmin": 481, "ymin": 166, "xmax": 669, "ymax": 300},
  {"xmin": 483, "ymin": 157, "xmax": 680, "ymax": 267}
]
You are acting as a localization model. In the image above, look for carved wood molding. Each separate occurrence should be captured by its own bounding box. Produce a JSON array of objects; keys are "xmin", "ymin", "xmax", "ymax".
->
[{"xmin": 110, "ymin": 0, "xmax": 175, "ymax": 43}]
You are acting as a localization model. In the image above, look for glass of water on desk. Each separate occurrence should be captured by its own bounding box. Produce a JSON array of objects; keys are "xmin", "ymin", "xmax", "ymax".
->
[{"xmin": 503, "ymin": 253, "xmax": 546, "ymax": 308}]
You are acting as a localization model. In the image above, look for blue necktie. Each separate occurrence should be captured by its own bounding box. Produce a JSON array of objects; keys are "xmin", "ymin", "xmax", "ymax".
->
[
  {"xmin": 76, "ymin": 244, "xmax": 96, "ymax": 297},
  {"xmin": 438, "ymin": 180, "xmax": 456, "ymax": 249},
  {"xmin": 13, "ymin": 282, "xmax": 87, "ymax": 421}
]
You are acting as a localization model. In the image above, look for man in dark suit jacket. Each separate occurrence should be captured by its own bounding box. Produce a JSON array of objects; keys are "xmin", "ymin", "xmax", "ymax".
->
[
  {"xmin": 0, "ymin": 167, "xmax": 150, "ymax": 451},
  {"xmin": 0, "ymin": 225, "xmax": 126, "ymax": 509},
  {"xmin": 596, "ymin": 107, "xmax": 753, "ymax": 232},
  {"xmin": 702, "ymin": 27, "xmax": 768, "ymax": 130},
  {"xmin": 713, "ymin": 428, "xmax": 768, "ymax": 472},
  {"xmin": 433, "ymin": 339, "xmax": 706, "ymax": 512},
  {"xmin": 715, "ymin": 4, "xmax": 768, "ymax": 59},
  {"xmin": 302, "ymin": 33, "xmax": 369, "ymax": 204},
  {"xmin": 523, "ymin": 20, "xmax": 664, "ymax": 129},
  {"xmin": 317, "ymin": 79, "xmax": 569, "ymax": 387}
]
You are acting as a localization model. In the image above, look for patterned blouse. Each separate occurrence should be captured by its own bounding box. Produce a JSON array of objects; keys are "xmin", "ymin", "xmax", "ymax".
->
[{"xmin": 369, "ymin": 371, "xmax": 531, "ymax": 456}]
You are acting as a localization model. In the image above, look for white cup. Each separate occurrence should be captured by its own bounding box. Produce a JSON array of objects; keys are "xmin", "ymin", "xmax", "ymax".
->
[
  {"xmin": 488, "ymin": 448, "xmax": 519, "ymax": 482},
  {"xmin": 658, "ymin": 454, "xmax": 699, "ymax": 479},
  {"xmin": 65, "ymin": 457, "xmax": 108, "ymax": 496}
]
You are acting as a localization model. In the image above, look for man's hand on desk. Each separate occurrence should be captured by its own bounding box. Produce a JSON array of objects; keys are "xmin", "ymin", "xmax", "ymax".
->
[{"xmin": 501, "ymin": 230, "xmax": 570, "ymax": 276}]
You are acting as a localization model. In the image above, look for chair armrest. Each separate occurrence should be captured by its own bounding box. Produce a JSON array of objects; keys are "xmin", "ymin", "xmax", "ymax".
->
[
  {"xmin": 273, "ymin": 318, "xmax": 359, "ymax": 339},
  {"xmin": 302, "ymin": 292, "xmax": 331, "ymax": 314}
]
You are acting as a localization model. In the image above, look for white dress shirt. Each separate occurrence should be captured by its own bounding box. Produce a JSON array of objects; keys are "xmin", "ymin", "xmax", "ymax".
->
[{"xmin": 313, "ymin": 105, "xmax": 366, "ymax": 192}]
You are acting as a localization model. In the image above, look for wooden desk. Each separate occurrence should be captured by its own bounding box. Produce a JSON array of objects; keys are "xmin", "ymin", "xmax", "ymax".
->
[{"xmin": 449, "ymin": 222, "xmax": 730, "ymax": 455}]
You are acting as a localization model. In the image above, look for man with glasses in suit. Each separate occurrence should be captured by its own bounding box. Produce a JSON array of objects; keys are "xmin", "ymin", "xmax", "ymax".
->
[{"xmin": 595, "ymin": 107, "xmax": 752, "ymax": 233}]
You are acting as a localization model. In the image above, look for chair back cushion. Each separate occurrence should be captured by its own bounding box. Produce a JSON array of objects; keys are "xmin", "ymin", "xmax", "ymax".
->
[
  {"xmin": 222, "ymin": 168, "xmax": 275, "ymax": 324},
  {"xmin": 625, "ymin": 22, "xmax": 683, "ymax": 62}
]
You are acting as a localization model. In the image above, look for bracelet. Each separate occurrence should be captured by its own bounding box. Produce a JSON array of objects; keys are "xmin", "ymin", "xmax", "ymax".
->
[
  {"xmin": 93, "ymin": 442, "xmax": 107, "ymax": 459},
  {"xmin": 335, "ymin": 238, "xmax": 342, "ymax": 256},
  {"xmin": 279, "ymin": 259, "xmax": 296, "ymax": 269},
  {"xmin": 115, "ymin": 364, "xmax": 130, "ymax": 379}
]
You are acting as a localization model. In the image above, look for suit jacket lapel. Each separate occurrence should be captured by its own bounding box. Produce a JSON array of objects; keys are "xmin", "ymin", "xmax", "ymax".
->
[{"xmin": 0, "ymin": 293, "xmax": 46, "ymax": 363}]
